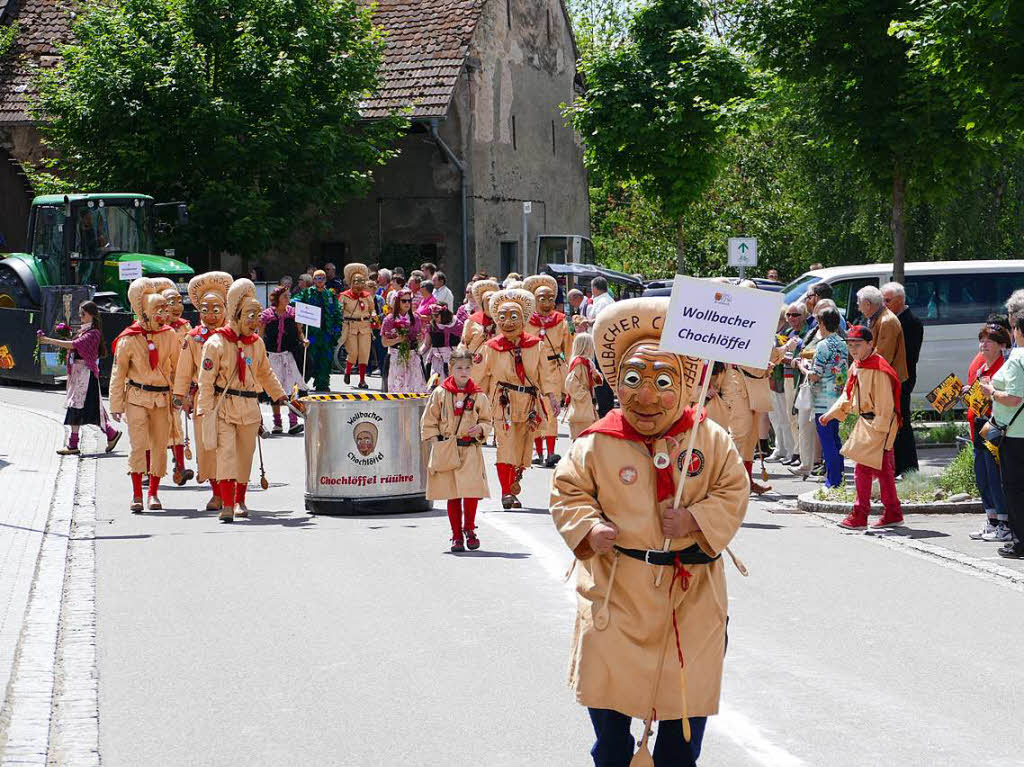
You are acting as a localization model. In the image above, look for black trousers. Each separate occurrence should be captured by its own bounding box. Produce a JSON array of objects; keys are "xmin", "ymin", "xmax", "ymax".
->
[
  {"xmin": 595, "ymin": 380, "xmax": 615, "ymax": 418},
  {"xmin": 893, "ymin": 386, "xmax": 918, "ymax": 475},
  {"xmin": 999, "ymin": 436, "xmax": 1024, "ymax": 551}
]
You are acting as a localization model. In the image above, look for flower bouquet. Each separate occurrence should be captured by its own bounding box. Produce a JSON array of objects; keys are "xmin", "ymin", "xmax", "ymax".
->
[
  {"xmin": 393, "ymin": 316, "xmax": 412, "ymax": 364},
  {"xmin": 33, "ymin": 322, "xmax": 72, "ymax": 366}
]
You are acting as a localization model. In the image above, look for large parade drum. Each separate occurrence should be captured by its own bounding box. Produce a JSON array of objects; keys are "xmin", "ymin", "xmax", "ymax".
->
[{"xmin": 302, "ymin": 392, "xmax": 431, "ymax": 515}]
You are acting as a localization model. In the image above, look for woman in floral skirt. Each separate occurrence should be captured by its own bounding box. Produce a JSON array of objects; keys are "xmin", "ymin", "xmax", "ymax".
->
[{"xmin": 381, "ymin": 289, "xmax": 427, "ymax": 393}]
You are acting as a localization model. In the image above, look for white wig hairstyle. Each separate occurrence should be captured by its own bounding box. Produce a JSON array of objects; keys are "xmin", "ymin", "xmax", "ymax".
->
[
  {"xmin": 881, "ymin": 281, "xmax": 905, "ymax": 299},
  {"xmin": 856, "ymin": 285, "xmax": 884, "ymax": 308}
]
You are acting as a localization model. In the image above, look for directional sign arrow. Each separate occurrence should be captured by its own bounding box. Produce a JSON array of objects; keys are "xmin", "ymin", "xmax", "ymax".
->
[{"xmin": 738, "ymin": 243, "xmax": 749, "ymax": 253}]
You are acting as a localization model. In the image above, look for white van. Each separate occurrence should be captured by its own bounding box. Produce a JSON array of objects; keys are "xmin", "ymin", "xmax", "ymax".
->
[{"xmin": 781, "ymin": 260, "xmax": 1024, "ymax": 407}]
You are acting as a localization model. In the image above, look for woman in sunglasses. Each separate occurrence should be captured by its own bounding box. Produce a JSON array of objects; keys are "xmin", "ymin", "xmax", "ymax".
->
[{"xmin": 381, "ymin": 289, "xmax": 427, "ymax": 393}]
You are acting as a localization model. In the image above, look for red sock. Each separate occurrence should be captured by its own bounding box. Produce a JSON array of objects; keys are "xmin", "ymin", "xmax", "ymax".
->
[
  {"xmin": 446, "ymin": 499, "xmax": 462, "ymax": 537},
  {"xmin": 534, "ymin": 438, "xmax": 544, "ymax": 459},
  {"xmin": 346, "ymin": 361, "xmax": 354, "ymax": 374},
  {"xmin": 235, "ymin": 482, "xmax": 247, "ymax": 504},
  {"xmin": 496, "ymin": 463, "xmax": 511, "ymax": 494},
  {"xmin": 359, "ymin": 363, "xmax": 367, "ymax": 383},
  {"xmin": 130, "ymin": 472, "xmax": 143, "ymax": 499},
  {"xmin": 145, "ymin": 450, "xmax": 151, "ymax": 473},
  {"xmin": 172, "ymin": 444, "xmax": 185, "ymax": 469},
  {"xmin": 148, "ymin": 475, "xmax": 160, "ymax": 498},
  {"xmin": 463, "ymin": 498, "xmax": 479, "ymax": 531},
  {"xmin": 209, "ymin": 479, "xmax": 218, "ymax": 496},
  {"xmin": 744, "ymin": 460, "xmax": 753, "ymax": 480},
  {"xmin": 546, "ymin": 436, "xmax": 556, "ymax": 455},
  {"xmin": 219, "ymin": 479, "xmax": 235, "ymax": 508}
]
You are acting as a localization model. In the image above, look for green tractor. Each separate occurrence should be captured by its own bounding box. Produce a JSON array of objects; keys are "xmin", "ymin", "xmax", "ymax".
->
[{"xmin": 0, "ymin": 193, "xmax": 194, "ymax": 311}]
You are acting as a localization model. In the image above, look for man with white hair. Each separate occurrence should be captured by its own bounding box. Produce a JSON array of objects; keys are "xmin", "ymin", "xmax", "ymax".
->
[
  {"xmin": 1007, "ymin": 289, "xmax": 1024, "ymax": 328},
  {"xmin": 857, "ymin": 285, "xmax": 908, "ymax": 384},
  {"xmin": 883, "ymin": 282, "xmax": 922, "ymax": 475}
]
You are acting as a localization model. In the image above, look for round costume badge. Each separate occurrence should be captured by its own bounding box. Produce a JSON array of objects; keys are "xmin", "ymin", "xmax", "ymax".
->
[
  {"xmin": 619, "ymin": 466, "xmax": 638, "ymax": 485},
  {"xmin": 539, "ymin": 329, "xmax": 547, "ymax": 337},
  {"xmin": 677, "ymin": 448, "xmax": 705, "ymax": 477},
  {"xmin": 472, "ymin": 353, "xmax": 482, "ymax": 364},
  {"xmin": 653, "ymin": 452, "xmax": 670, "ymax": 470},
  {"xmin": 202, "ymin": 358, "xmax": 214, "ymax": 371},
  {"xmin": 147, "ymin": 342, "xmax": 156, "ymax": 351}
]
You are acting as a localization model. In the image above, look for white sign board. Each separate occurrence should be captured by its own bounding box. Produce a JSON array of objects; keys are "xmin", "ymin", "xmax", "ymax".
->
[
  {"xmin": 523, "ymin": 201, "xmax": 532, "ymax": 214},
  {"xmin": 118, "ymin": 261, "xmax": 143, "ymax": 281},
  {"xmin": 294, "ymin": 301, "xmax": 322, "ymax": 329},
  {"xmin": 727, "ymin": 237, "xmax": 758, "ymax": 267},
  {"xmin": 660, "ymin": 276, "xmax": 783, "ymax": 368}
]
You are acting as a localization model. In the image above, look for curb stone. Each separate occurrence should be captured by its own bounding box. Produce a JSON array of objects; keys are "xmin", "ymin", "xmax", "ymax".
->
[{"xmin": 797, "ymin": 489, "xmax": 983, "ymax": 515}]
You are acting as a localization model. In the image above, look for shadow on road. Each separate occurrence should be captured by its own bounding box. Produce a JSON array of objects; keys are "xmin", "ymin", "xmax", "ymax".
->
[
  {"xmin": 138, "ymin": 507, "xmax": 317, "ymax": 529},
  {"xmin": 741, "ymin": 522, "xmax": 783, "ymax": 530},
  {"xmin": 445, "ymin": 551, "xmax": 531, "ymax": 559}
]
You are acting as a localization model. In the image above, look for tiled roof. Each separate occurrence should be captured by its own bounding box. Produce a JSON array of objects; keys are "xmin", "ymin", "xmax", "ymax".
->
[
  {"xmin": 0, "ymin": 0, "xmax": 483, "ymax": 125},
  {"xmin": 359, "ymin": 0, "xmax": 483, "ymax": 120},
  {"xmin": 0, "ymin": 0, "xmax": 73, "ymax": 124}
]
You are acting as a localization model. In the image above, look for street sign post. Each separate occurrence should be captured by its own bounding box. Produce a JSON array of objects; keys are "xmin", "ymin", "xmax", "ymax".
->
[{"xmin": 727, "ymin": 237, "xmax": 758, "ymax": 280}]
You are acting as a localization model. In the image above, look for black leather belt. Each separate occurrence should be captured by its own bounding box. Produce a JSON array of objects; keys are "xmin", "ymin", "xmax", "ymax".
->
[
  {"xmin": 435, "ymin": 436, "xmax": 479, "ymax": 447},
  {"xmin": 861, "ymin": 411, "xmax": 875, "ymax": 420},
  {"xmin": 344, "ymin": 316, "xmax": 369, "ymax": 321},
  {"xmin": 740, "ymin": 368, "xmax": 766, "ymax": 380},
  {"xmin": 128, "ymin": 380, "xmax": 169, "ymax": 393},
  {"xmin": 547, "ymin": 354, "xmax": 562, "ymax": 362},
  {"xmin": 614, "ymin": 543, "xmax": 720, "ymax": 566},
  {"xmin": 499, "ymin": 381, "xmax": 537, "ymax": 394},
  {"xmin": 215, "ymin": 386, "xmax": 259, "ymax": 399}
]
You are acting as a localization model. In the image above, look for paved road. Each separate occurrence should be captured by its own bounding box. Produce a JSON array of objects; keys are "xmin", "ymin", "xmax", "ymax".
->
[{"xmin": 3, "ymin": 378, "xmax": 1024, "ymax": 766}]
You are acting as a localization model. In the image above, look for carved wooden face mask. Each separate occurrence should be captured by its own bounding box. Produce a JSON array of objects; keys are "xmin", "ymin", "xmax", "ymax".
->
[
  {"xmin": 535, "ymin": 286, "xmax": 556, "ymax": 314},
  {"xmin": 161, "ymin": 288, "xmax": 184, "ymax": 320},
  {"xmin": 351, "ymin": 273, "xmax": 367, "ymax": 293},
  {"xmin": 142, "ymin": 294, "xmax": 169, "ymax": 331},
  {"xmin": 235, "ymin": 297, "xmax": 262, "ymax": 336},
  {"xmin": 481, "ymin": 291, "xmax": 497, "ymax": 318},
  {"xmin": 496, "ymin": 302, "xmax": 524, "ymax": 340},
  {"xmin": 616, "ymin": 343, "xmax": 685, "ymax": 437},
  {"xmin": 199, "ymin": 293, "xmax": 225, "ymax": 330}
]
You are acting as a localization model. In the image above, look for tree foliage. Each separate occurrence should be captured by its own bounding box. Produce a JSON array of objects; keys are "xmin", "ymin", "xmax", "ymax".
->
[
  {"xmin": 33, "ymin": 0, "xmax": 404, "ymax": 258},
  {"xmin": 0, "ymin": 22, "xmax": 17, "ymax": 61},
  {"xmin": 565, "ymin": 0, "xmax": 749, "ymax": 271}
]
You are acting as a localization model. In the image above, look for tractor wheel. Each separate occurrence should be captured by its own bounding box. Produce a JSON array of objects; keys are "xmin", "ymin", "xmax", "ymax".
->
[{"xmin": 0, "ymin": 264, "xmax": 35, "ymax": 309}]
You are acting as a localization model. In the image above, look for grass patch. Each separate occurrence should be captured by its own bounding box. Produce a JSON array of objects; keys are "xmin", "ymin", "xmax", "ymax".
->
[
  {"xmin": 813, "ymin": 446, "xmax": 978, "ymax": 504},
  {"xmin": 914, "ymin": 421, "xmax": 969, "ymax": 444}
]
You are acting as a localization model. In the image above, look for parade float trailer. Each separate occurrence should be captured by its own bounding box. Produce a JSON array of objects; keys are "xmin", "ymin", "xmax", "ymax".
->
[{"xmin": 0, "ymin": 193, "xmax": 194, "ymax": 384}]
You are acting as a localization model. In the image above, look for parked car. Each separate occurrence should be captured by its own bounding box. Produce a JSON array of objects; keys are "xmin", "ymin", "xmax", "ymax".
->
[
  {"xmin": 781, "ymin": 260, "xmax": 1024, "ymax": 406},
  {"xmin": 642, "ymin": 276, "xmax": 783, "ymax": 297}
]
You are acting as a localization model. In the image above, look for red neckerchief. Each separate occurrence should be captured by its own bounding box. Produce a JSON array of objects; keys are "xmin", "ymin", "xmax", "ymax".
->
[
  {"xmin": 112, "ymin": 322, "xmax": 171, "ymax": 368},
  {"xmin": 582, "ymin": 408, "xmax": 705, "ymax": 502},
  {"xmin": 441, "ymin": 376, "xmax": 482, "ymax": 416},
  {"xmin": 171, "ymin": 318, "xmax": 190, "ymax": 330},
  {"xmin": 469, "ymin": 311, "xmax": 496, "ymax": 337},
  {"xmin": 846, "ymin": 352, "xmax": 902, "ymax": 426},
  {"xmin": 529, "ymin": 310, "xmax": 565, "ymax": 331},
  {"xmin": 341, "ymin": 289, "xmax": 366, "ymax": 300},
  {"xmin": 214, "ymin": 327, "xmax": 259, "ymax": 384},
  {"xmin": 487, "ymin": 333, "xmax": 542, "ymax": 384},
  {"xmin": 569, "ymin": 356, "xmax": 596, "ymax": 390}
]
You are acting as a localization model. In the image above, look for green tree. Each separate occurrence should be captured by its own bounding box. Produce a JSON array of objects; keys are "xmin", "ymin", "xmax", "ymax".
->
[
  {"xmin": 565, "ymin": 0, "xmax": 749, "ymax": 272},
  {"xmin": 0, "ymin": 22, "xmax": 17, "ymax": 61},
  {"xmin": 32, "ymin": 0, "xmax": 404, "ymax": 259},
  {"xmin": 735, "ymin": 0, "xmax": 985, "ymax": 283}
]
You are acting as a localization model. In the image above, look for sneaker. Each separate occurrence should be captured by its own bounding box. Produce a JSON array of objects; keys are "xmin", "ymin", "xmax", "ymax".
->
[
  {"xmin": 465, "ymin": 530, "xmax": 480, "ymax": 551},
  {"xmin": 544, "ymin": 454, "xmax": 561, "ymax": 468},
  {"xmin": 970, "ymin": 521, "xmax": 999, "ymax": 540},
  {"xmin": 982, "ymin": 523, "xmax": 1013, "ymax": 542},
  {"xmin": 997, "ymin": 544, "xmax": 1023, "ymax": 559},
  {"xmin": 288, "ymin": 424, "xmax": 304, "ymax": 435},
  {"xmin": 787, "ymin": 465, "xmax": 809, "ymax": 480},
  {"xmin": 811, "ymin": 463, "xmax": 826, "ymax": 477},
  {"xmin": 871, "ymin": 514, "xmax": 904, "ymax": 529},
  {"xmin": 450, "ymin": 533, "xmax": 465, "ymax": 553},
  {"xmin": 357, "ymin": 382, "xmax": 369, "ymax": 390},
  {"xmin": 531, "ymin": 456, "xmax": 545, "ymax": 466},
  {"xmin": 344, "ymin": 371, "xmax": 351, "ymax": 385},
  {"xmin": 839, "ymin": 513, "xmax": 868, "ymax": 530},
  {"xmin": 271, "ymin": 425, "xmax": 284, "ymax": 435},
  {"xmin": 766, "ymin": 451, "xmax": 786, "ymax": 462}
]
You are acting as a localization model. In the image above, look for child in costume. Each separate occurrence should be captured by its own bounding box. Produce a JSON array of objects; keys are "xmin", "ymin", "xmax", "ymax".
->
[
  {"xmin": 525, "ymin": 274, "xmax": 572, "ymax": 467},
  {"xmin": 196, "ymin": 279, "xmax": 287, "ymax": 523},
  {"xmin": 110, "ymin": 278, "xmax": 181, "ymax": 512},
  {"xmin": 339, "ymin": 263, "xmax": 376, "ymax": 389},
  {"xmin": 152, "ymin": 277, "xmax": 194, "ymax": 485},
  {"xmin": 819, "ymin": 324, "xmax": 903, "ymax": 530},
  {"xmin": 39, "ymin": 300, "xmax": 121, "ymax": 455},
  {"xmin": 551, "ymin": 297, "xmax": 749, "ymax": 767},
  {"xmin": 476, "ymin": 288, "xmax": 561, "ymax": 509},
  {"xmin": 173, "ymin": 271, "xmax": 233, "ymax": 512},
  {"xmin": 564, "ymin": 332, "xmax": 601, "ymax": 439},
  {"xmin": 260, "ymin": 284, "xmax": 307, "ymax": 434},
  {"xmin": 420, "ymin": 348, "xmax": 492, "ymax": 552}
]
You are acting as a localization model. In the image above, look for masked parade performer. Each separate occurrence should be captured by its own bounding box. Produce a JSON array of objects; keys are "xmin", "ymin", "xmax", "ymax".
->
[
  {"xmin": 152, "ymin": 277, "xmax": 194, "ymax": 485},
  {"xmin": 421, "ymin": 347, "xmax": 493, "ymax": 552},
  {"xmin": 197, "ymin": 279, "xmax": 287, "ymax": 523},
  {"xmin": 172, "ymin": 271, "xmax": 233, "ymax": 512},
  {"xmin": 339, "ymin": 262, "xmax": 376, "ymax": 389},
  {"xmin": 819, "ymin": 324, "xmax": 903, "ymax": 530},
  {"xmin": 550, "ymin": 297, "xmax": 749, "ymax": 767},
  {"xmin": 291, "ymin": 269, "xmax": 342, "ymax": 392},
  {"xmin": 525, "ymin": 274, "xmax": 572, "ymax": 467},
  {"xmin": 110, "ymin": 278, "xmax": 180, "ymax": 512},
  {"xmin": 476, "ymin": 288, "xmax": 561, "ymax": 509},
  {"xmin": 565, "ymin": 332, "xmax": 601, "ymax": 440},
  {"xmin": 461, "ymin": 279, "xmax": 500, "ymax": 382}
]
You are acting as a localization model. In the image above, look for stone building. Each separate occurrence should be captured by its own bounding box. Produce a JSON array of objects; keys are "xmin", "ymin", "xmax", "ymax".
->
[{"xmin": 0, "ymin": 0, "xmax": 590, "ymax": 287}]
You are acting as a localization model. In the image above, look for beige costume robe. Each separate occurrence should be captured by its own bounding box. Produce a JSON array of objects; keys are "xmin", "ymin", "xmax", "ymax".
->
[
  {"xmin": 196, "ymin": 333, "xmax": 286, "ymax": 482},
  {"xmin": 529, "ymin": 312, "xmax": 572, "ymax": 439},
  {"xmin": 870, "ymin": 307, "xmax": 908, "ymax": 383},
  {"xmin": 109, "ymin": 329, "xmax": 181, "ymax": 476},
  {"xmin": 420, "ymin": 386, "xmax": 493, "ymax": 500},
  {"xmin": 168, "ymin": 321, "xmax": 191, "ymax": 446},
  {"xmin": 340, "ymin": 290, "xmax": 374, "ymax": 366},
  {"xmin": 462, "ymin": 313, "xmax": 496, "ymax": 382},
  {"xmin": 476, "ymin": 336, "xmax": 560, "ymax": 468},
  {"xmin": 721, "ymin": 345, "xmax": 783, "ymax": 461},
  {"xmin": 172, "ymin": 330, "xmax": 216, "ymax": 482},
  {"xmin": 565, "ymin": 360, "xmax": 598, "ymax": 439},
  {"xmin": 550, "ymin": 416, "xmax": 749, "ymax": 719},
  {"xmin": 821, "ymin": 360, "xmax": 899, "ymax": 471}
]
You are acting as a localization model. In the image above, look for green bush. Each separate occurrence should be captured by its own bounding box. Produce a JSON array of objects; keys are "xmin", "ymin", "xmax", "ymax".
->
[
  {"xmin": 938, "ymin": 446, "xmax": 979, "ymax": 497},
  {"xmin": 839, "ymin": 413, "xmax": 858, "ymax": 442}
]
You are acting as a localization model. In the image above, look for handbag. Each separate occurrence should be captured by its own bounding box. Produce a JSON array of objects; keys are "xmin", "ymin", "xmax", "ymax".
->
[
  {"xmin": 981, "ymin": 403, "xmax": 1024, "ymax": 449},
  {"xmin": 428, "ymin": 393, "xmax": 471, "ymax": 474},
  {"xmin": 795, "ymin": 380, "xmax": 812, "ymax": 411}
]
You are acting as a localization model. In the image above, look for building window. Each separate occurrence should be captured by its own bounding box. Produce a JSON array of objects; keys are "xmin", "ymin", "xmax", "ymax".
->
[
  {"xmin": 507, "ymin": 0, "xmax": 512, "ymax": 28},
  {"xmin": 551, "ymin": 120, "xmax": 556, "ymax": 155},
  {"xmin": 500, "ymin": 241, "xmax": 518, "ymax": 278},
  {"xmin": 512, "ymin": 115, "xmax": 517, "ymax": 151}
]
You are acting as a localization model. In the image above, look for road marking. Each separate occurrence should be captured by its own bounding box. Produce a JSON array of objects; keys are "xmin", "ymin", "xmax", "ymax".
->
[{"xmin": 483, "ymin": 506, "xmax": 808, "ymax": 766}]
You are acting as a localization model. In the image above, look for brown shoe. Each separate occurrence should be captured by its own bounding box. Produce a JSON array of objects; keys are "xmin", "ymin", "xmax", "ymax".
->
[
  {"xmin": 219, "ymin": 507, "xmax": 234, "ymax": 523},
  {"xmin": 56, "ymin": 447, "xmax": 80, "ymax": 456},
  {"xmin": 750, "ymin": 479, "xmax": 772, "ymax": 495},
  {"xmin": 205, "ymin": 496, "xmax": 223, "ymax": 511},
  {"xmin": 501, "ymin": 494, "xmax": 515, "ymax": 510},
  {"xmin": 173, "ymin": 468, "xmax": 186, "ymax": 486},
  {"xmin": 130, "ymin": 498, "xmax": 144, "ymax": 513},
  {"xmin": 147, "ymin": 495, "xmax": 163, "ymax": 511},
  {"xmin": 235, "ymin": 504, "xmax": 249, "ymax": 518},
  {"xmin": 105, "ymin": 431, "xmax": 122, "ymax": 454}
]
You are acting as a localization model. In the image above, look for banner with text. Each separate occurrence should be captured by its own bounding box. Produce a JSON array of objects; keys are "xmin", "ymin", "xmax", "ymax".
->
[
  {"xmin": 660, "ymin": 276, "xmax": 784, "ymax": 368},
  {"xmin": 294, "ymin": 301, "xmax": 322, "ymax": 329}
]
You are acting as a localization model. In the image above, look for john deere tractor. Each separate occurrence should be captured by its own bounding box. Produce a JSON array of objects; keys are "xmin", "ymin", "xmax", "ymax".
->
[
  {"xmin": 0, "ymin": 193, "xmax": 193, "ymax": 311},
  {"xmin": 0, "ymin": 193, "xmax": 194, "ymax": 383}
]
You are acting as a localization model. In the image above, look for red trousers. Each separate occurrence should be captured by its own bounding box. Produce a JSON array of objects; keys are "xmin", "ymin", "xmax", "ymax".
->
[
  {"xmin": 447, "ymin": 498, "xmax": 479, "ymax": 536},
  {"xmin": 852, "ymin": 450, "xmax": 901, "ymax": 518}
]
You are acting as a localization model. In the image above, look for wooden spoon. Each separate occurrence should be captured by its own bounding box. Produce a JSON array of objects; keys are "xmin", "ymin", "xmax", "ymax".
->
[{"xmin": 592, "ymin": 553, "xmax": 619, "ymax": 631}]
